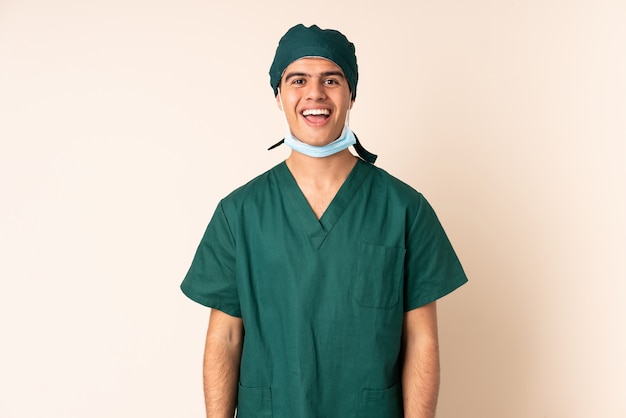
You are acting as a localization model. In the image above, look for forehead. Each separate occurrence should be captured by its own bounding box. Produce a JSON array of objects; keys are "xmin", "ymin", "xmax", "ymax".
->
[{"xmin": 282, "ymin": 57, "xmax": 345, "ymax": 76}]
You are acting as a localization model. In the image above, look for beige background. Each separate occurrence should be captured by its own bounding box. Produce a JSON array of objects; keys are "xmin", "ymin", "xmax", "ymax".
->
[{"xmin": 1, "ymin": 0, "xmax": 625, "ymax": 417}]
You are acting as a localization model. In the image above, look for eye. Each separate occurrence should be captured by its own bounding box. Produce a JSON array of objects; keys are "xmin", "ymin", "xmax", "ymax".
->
[
  {"xmin": 291, "ymin": 78, "xmax": 306, "ymax": 85},
  {"xmin": 324, "ymin": 78, "xmax": 339, "ymax": 85}
]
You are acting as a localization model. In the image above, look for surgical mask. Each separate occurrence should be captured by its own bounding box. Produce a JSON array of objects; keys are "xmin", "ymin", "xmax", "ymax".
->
[{"xmin": 283, "ymin": 125, "xmax": 356, "ymax": 158}]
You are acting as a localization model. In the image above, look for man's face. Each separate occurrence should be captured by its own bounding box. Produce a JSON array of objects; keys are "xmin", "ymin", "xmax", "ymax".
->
[{"xmin": 277, "ymin": 57, "xmax": 354, "ymax": 147}]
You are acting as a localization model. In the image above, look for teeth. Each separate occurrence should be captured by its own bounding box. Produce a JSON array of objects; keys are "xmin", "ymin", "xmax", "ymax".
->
[{"xmin": 303, "ymin": 109, "xmax": 330, "ymax": 116}]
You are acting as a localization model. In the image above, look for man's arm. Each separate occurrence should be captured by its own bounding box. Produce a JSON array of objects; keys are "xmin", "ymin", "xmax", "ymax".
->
[
  {"xmin": 203, "ymin": 308, "xmax": 244, "ymax": 418},
  {"xmin": 402, "ymin": 301, "xmax": 440, "ymax": 418}
]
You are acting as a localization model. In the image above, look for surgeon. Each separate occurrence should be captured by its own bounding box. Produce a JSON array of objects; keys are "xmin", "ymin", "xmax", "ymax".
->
[{"xmin": 181, "ymin": 24, "xmax": 468, "ymax": 418}]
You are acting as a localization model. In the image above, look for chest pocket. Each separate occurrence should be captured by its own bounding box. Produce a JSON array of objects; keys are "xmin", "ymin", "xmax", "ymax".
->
[{"xmin": 353, "ymin": 243, "xmax": 406, "ymax": 309}]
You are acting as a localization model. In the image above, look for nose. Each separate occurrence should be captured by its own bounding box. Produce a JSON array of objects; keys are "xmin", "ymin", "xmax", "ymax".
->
[{"xmin": 306, "ymin": 79, "xmax": 326, "ymax": 100}]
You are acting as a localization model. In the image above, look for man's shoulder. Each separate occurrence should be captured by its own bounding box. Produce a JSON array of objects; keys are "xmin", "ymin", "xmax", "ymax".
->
[
  {"xmin": 220, "ymin": 162, "xmax": 284, "ymax": 206},
  {"xmin": 368, "ymin": 163, "xmax": 424, "ymax": 203}
]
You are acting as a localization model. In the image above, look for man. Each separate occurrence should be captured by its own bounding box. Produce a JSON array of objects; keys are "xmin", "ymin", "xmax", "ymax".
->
[{"xmin": 181, "ymin": 24, "xmax": 468, "ymax": 418}]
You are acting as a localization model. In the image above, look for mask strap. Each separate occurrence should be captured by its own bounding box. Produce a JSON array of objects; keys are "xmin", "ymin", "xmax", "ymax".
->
[
  {"xmin": 353, "ymin": 134, "xmax": 377, "ymax": 164},
  {"xmin": 267, "ymin": 138, "xmax": 285, "ymax": 150},
  {"xmin": 344, "ymin": 105, "xmax": 378, "ymax": 163}
]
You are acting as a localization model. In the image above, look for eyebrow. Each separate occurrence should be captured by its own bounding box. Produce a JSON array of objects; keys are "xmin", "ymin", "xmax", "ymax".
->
[{"xmin": 283, "ymin": 71, "xmax": 346, "ymax": 82}]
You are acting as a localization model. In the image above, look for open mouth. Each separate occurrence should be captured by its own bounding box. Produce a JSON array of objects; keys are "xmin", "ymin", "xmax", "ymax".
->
[{"xmin": 302, "ymin": 108, "xmax": 331, "ymax": 123}]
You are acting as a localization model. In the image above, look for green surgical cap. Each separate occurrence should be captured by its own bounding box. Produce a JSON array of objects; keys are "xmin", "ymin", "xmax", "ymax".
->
[{"xmin": 269, "ymin": 24, "xmax": 358, "ymax": 100}]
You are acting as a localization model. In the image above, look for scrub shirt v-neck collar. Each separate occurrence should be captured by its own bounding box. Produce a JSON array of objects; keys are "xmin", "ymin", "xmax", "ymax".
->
[{"xmin": 276, "ymin": 159, "xmax": 374, "ymax": 249}]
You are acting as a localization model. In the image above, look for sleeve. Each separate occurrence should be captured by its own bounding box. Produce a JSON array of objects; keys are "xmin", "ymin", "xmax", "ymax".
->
[
  {"xmin": 180, "ymin": 201, "xmax": 242, "ymax": 317},
  {"xmin": 404, "ymin": 195, "xmax": 468, "ymax": 311}
]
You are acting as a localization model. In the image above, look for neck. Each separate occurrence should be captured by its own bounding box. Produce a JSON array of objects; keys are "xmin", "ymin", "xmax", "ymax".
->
[
  {"xmin": 286, "ymin": 149, "xmax": 358, "ymax": 187},
  {"xmin": 285, "ymin": 149, "xmax": 358, "ymax": 220}
]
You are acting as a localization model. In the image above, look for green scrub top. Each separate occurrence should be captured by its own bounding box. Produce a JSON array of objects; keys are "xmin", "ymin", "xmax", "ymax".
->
[{"xmin": 181, "ymin": 159, "xmax": 468, "ymax": 418}]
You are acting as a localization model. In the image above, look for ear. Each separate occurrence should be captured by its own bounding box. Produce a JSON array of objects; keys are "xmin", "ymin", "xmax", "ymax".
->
[{"xmin": 275, "ymin": 94, "xmax": 283, "ymax": 111}]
